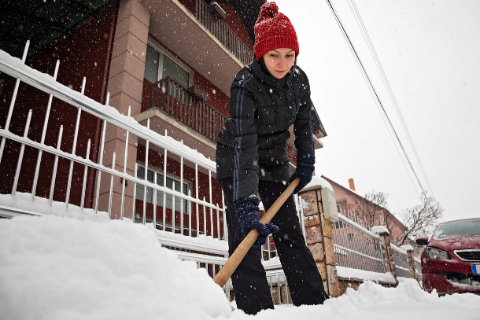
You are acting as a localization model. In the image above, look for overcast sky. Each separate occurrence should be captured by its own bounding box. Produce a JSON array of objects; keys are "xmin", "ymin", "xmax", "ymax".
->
[{"xmin": 275, "ymin": 0, "xmax": 480, "ymax": 222}]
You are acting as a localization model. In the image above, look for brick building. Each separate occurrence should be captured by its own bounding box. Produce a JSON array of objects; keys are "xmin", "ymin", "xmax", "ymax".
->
[{"xmin": 322, "ymin": 176, "xmax": 407, "ymax": 245}]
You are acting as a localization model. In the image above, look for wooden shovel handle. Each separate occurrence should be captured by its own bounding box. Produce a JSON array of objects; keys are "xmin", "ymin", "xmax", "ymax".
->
[{"xmin": 213, "ymin": 178, "xmax": 300, "ymax": 288}]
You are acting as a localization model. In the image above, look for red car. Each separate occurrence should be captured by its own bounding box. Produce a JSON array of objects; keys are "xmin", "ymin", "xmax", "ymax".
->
[{"xmin": 416, "ymin": 218, "xmax": 480, "ymax": 295}]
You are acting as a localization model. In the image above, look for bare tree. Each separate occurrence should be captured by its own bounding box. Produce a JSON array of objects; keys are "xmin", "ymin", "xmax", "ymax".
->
[
  {"xmin": 348, "ymin": 191, "xmax": 394, "ymax": 233},
  {"xmin": 396, "ymin": 191, "xmax": 444, "ymax": 246}
]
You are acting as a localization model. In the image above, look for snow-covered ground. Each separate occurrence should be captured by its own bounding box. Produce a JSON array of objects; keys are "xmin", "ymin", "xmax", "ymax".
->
[
  {"xmin": 1, "ymin": 214, "xmax": 479, "ymax": 320},
  {"xmin": 337, "ymin": 266, "xmax": 396, "ymax": 284}
]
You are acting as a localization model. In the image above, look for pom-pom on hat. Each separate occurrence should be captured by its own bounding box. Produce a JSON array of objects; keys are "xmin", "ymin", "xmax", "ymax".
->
[{"xmin": 253, "ymin": 2, "xmax": 299, "ymax": 61}]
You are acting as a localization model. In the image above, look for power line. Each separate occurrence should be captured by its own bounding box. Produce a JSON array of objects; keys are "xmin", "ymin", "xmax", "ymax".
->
[
  {"xmin": 347, "ymin": 0, "xmax": 435, "ymax": 197},
  {"xmin": 324, "ymin": 0, "xmax": 425, "ymax": 194}
]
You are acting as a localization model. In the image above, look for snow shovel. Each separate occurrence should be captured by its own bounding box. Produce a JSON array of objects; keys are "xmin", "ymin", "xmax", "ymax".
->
[{"xmin": 213, "ymin": 177, "xmax": 301, "ymax": 288}]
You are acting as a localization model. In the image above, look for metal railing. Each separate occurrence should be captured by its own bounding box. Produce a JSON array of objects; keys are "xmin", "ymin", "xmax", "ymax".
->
[
  {"xmin": 194, "ymin": 0, "xmax": 254, "ymax": 65},
  {"xmin": 0, "ymin": 43, "xmax": 228, "ymax": 278},
  {"xmin": 151, "ymin": 76, "xmax": 227, "ymax": 143},
  {"xmin": 332, "ymin": 213, "xmax": 386, "ymax": 273}
]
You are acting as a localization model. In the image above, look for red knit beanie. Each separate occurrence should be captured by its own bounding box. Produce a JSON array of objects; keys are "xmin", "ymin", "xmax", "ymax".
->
[{"xmin": 253, "ymin": 2, "xmax": 299, "ymax": 61}]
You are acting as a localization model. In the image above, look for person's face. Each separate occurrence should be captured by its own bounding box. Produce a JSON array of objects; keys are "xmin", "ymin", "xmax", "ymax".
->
[{"xmin": 262, "ymin": 48, "xmax": 296, "ymax": 79}]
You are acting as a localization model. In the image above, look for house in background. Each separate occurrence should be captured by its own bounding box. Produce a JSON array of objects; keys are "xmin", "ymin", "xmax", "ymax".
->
[
  {"xmin": 0, "ymin": 0, "xmax": 327, "ymax": 240},
  {"xmin": 322, "ymin": 176, "xmax": 407, "ymax": 246}
]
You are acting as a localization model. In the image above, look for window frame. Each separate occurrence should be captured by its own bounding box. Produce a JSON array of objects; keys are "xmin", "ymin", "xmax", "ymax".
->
[
  {"xmin": 146, "ymin": 40, "xmax": 192, "ymax": 87},
  {"xmin": 135, "ymin": 164, "xmax": 191, "ymax": 215}
]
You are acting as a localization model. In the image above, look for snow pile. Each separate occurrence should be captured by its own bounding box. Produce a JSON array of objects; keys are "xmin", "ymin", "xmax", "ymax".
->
[
  {"xmin": 250, "ymin": 280, "xmax": 480, "ymax": 320},
  {"xmin": 337, "ymin": 266, "xmax": 396, "ymax": 284},
  {"xmin": 1, "ymin": 214, "xmax": 480, "ymax": 320},
  {"xmin": 324, "ymin": 280, "xmax": 480, "ymax": 318},
  {"xmin": 0, "ymin": 192, "xmax": 111, "ymax": 221},
  {"xmin": 154, "ymin": 227, "xmax": 228, "ymax": 253},
  {"xmin": 0, "ymin": 215, "xmax": 231, "ymax": 320},
  {"xmin": 1, "ymin": 191, "xmax": 228, "ymax": 254}
]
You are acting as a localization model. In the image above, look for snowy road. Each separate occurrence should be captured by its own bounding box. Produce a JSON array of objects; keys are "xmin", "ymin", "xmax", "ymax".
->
[{"xmin": 1, "ymin": 214, "xmax": 479, "ymax": 320}]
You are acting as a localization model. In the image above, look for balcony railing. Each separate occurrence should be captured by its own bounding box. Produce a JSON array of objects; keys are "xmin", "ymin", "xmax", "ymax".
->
[
  {"xmin": 150, "ymin": 76, "xmax": 227, "ymax": 143},
  {"xmin": 195, "ymin": 0, "xmax": 254, "ymax": 65}
]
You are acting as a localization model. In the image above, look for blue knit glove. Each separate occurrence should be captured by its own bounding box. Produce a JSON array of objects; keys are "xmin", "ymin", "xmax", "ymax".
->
[
  {"xmin": 289, "ymin": 156, "xmax": 315, "ymax": 194},
  {"xmin": 234, "ymin": 195, "xmax": 279, "ymax": 247}
]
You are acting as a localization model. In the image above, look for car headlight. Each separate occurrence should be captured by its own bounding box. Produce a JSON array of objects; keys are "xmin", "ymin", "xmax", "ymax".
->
[{"xmin": 426, "ymin": 247, "xmax": 449, "ymax": 260}]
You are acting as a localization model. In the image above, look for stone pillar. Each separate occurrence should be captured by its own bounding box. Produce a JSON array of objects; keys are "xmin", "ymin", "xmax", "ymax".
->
[
  {"xmin": 96, "ymin": 0, "xmax": 150, "ymax": 219},
  {"xmin": 299, "ymin": 187, "xmax": 341, "ymax": 297},
  {"xmin": 406, "ymin": 248, "xmax": 422, "ymax": 287},
  {"xmin": 374, "ymin": 229, "xmax": 399, "ymax": 285}
]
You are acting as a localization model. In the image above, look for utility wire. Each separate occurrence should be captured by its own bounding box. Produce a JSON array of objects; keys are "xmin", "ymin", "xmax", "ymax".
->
[
  {"xmin": 324, "ymin": 0, "xmax": 425, "ymax": 194},
  {"xmin": 348, "ymin": 0, "xmax": 435, "ymax": 197}
]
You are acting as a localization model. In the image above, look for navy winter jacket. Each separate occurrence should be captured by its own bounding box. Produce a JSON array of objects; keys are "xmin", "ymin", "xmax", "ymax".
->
[{"xmin": 216, "ymin": 59, "xmax": 315, "ymax": 201}]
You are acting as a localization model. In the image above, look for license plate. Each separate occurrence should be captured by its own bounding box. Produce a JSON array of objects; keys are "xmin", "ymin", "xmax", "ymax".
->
[{"xmin": 473, "ymin": 265, "xmax": 479, "ymax": 274}]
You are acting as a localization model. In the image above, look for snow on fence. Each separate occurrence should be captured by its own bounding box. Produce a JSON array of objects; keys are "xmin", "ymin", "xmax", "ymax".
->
[{"xmin": 332, "ymin": 212, "xmax": 386, "ymax": 273}]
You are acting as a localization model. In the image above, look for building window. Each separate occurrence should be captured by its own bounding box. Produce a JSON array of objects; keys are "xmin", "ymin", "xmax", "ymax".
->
[
  {"xmin": 144, "ymin": 43, "xmax": 190, "ymax": 87},
  {"xmin": 135, "ymin": 165, "xmax": 189, "ymax": 214}
]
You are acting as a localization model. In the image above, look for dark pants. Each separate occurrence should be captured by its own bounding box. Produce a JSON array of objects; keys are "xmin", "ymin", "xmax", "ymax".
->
[{"xmin": 220, "ymin": 178, "xmax": 329, "ymax": 315}]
